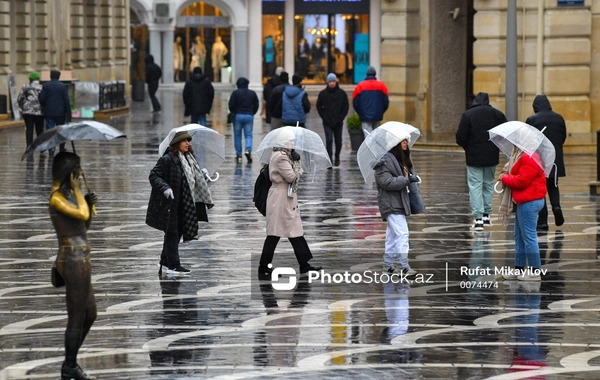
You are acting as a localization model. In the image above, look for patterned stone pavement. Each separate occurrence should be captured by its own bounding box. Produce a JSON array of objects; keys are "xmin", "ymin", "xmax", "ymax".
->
[{"xmin": 0, "ymin": 87, "xmax": 599, "ymax": 379}]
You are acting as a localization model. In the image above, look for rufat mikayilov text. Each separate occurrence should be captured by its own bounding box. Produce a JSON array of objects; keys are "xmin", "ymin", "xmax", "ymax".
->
[{"xmin": 460, "ymin": 266, "xmax": 548, "ymax": 276}]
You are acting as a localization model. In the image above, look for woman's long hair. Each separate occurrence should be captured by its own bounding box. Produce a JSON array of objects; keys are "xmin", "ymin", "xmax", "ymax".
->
[{"xmin": 390, "ymin": 142, "xmax": 412, "ymax": 176}]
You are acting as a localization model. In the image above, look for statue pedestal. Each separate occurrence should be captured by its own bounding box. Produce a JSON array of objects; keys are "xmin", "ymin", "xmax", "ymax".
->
[{"xmin": 220, "ymin": 67, "xmax": 231, "ymax": 83}]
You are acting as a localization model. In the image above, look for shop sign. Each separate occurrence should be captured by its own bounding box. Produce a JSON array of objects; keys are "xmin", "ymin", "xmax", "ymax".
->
[
  {"xmin": 557, "ymin": 0, "xmax": 584, "ymax": 5},
  {"xmin": 177, "ymin": 16, "xmax": 230, "ymax": 27},
  {"xmin": 295, "ymin": 0, "xmax": 370, "ymax": 14}
]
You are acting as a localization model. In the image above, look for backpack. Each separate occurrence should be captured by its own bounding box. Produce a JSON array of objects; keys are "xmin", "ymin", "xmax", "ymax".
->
[{"xmin": 253, "ymin": 164, "xmax": 271, "ymax": 216}]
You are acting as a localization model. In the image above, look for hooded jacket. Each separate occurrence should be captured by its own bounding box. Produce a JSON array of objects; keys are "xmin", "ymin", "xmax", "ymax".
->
[
  {"xmin": 374, "ymin": 152, "xmax": 411, "ymax": 220},
  {"xmin": 38, "ymin": 71, "xmax": 71, "ymax": 119},
  {"xmin": 182, "ymin": 71, "xmax": 214, "ymax": 116},
  {"xmin": 525, "ymin": 95, "xmax": 567, "ymax": 177},
  {"xmin": 456, "ymin": 92, "xmax": 507, "ymax": 167},
  {"xmin": 316, "ymin": 83, "xmax": 349, "ymax": 127},
  {"xmin": 281, "ymin": 85, "xmax": 310, "ymax": 125},
  {"xmin": 352, "ymin": 74, "xmax": 389, "ymax": 122},
  {"xmin": 144, "ymin": 55, "xmax": 162, "ymax": 84},
  {"xmin": 228, "ymin": 77, "xmax": 259, "ymax": 116}
]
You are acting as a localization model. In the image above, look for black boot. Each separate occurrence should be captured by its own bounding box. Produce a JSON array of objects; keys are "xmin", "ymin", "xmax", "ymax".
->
[
  {"xmin": 258, "ymin": 265, "xmax": 273, "ymax": 279},
  {"xmin": 62, "ymin": 363, "xmax": 95, "ymax": 380},
  {"xmin": 300, "ymin": 264, "xmax": 322, "ymax": 274},
  {"xmin": 553, "ymin": 206, "xmax": 564, "ymax": 227}
]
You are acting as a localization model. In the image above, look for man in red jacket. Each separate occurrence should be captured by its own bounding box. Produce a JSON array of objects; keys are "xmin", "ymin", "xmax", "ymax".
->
[{"xmin": 352, "ymin": 66, "xmax": 389, "ymax": 136}]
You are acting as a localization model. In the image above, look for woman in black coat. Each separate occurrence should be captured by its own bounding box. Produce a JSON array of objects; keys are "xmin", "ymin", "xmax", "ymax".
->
[
  {"xmin": 146, "ymin": 131, "xmax": 212, "ymax": 275},
  {"xmin": 525, "ymin": 95, "xmax": 567, "ymax": 229}
]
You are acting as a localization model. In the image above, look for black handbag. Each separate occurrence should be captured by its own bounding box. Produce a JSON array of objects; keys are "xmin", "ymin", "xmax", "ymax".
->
[
  {"xmin": 51, "ymin": 263, "xmax": 65, "ymax": 288},
  {"xmin": 227, "ymin": 113, "xmax": 234, "ymax": 124}
]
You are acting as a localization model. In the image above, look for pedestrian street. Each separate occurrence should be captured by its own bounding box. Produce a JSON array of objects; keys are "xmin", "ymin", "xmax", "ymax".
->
[{"xmin": 1, "ymin": 87, "xmax": 600, "ymax": 379}]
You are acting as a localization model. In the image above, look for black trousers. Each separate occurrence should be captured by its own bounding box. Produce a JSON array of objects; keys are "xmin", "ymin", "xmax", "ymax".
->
[
  {"xmin": 259, "ymin": 235, "xmax": 313, "ymax": 268},
  {"xmin": 538, "ymin": 177, "xmax": 561, "ymax": 225},
  {"xmin": 323, "ymin": 123, "xmax": 343, "ymax": 161},
  {"xmin": 160, "ymin": 232, "xmax": 182, "ymax": 268},
  {"xmin": 148, "ymin": 81, "xmax": 161, "ymax": 111},
  {"xmin": 24, "ymin": 114, "xmax": 44, "ymax": 147}
]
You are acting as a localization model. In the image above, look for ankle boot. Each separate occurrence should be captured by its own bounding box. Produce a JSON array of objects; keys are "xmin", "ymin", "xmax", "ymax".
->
[
  {"xmin": 62, "ymin": 363, "xmax": 95, "ymax": 380},
  {"xmin": 553, "ymin": 206, "xmax": 564, "ymax": 227}
]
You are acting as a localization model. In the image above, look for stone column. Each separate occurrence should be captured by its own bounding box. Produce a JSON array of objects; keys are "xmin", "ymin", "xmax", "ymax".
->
[
  {"xmin": 85, "ymin": 1, "xmax": 100, "ymax": 68},
  {"xmin": 233, "ymin": 26, "xmax": 248, "ymax": 81},
  {"xmin": 148, "ymin": 24, "xmax": 161, "ymax": 65},
  {"xmin": 369, "ymin": 0, "xmax": 381, "ymax": 74},
  {"xmin": 114, "ymin": 0, "xmax": 128, "ymax": 80},
  {"xmin": 162, "ymin": 28, "xmax": 174, "ymax": 85},
  {"xmin": 15, "ymin": 0, "xmax": 32, "ymax": 72},
  {"xmin": 0, "ymin": 0, "xmax": 10, "ymax": 73},
  {"xmin": 247, "ymin": 0, "xmax": 262, "ymax": 90},
  {"xmin": 284, "ymin": 0, "xmax": 294, "ymax": 74},
  {"xmin": 70, "ymin": 0, "xmax": 86, "ymax": 68},
  {"xmin": 100, "ymin": 0, "xmax": 114, "ymax": 67}
]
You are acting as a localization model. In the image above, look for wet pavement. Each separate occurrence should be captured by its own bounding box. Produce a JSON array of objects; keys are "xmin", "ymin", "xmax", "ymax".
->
[{"xmin": 1, "ymin": 86, "xmax": 600, "ymax": 379}]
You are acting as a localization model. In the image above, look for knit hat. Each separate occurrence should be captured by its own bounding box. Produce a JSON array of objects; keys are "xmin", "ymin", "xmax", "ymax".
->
[
  {"xmin": 280, "ymin": 71, "xmax": 289, "ymax": 84},
  {"xmin": 326, "ymin": 73, "xmax": 337, "ymax": 82},
  {"xmin": 275, "ymin": 67, "xmax": 284, "ymax": 76},
  {"xmin": 366, "ymin": 66, "xmax": 376, "ymax": 77},
  {"xmin": 292, "ymin": 74, "xmax": 303, "ymax": 86},
  {"xmin": 28, "ymin": 71, "xmax": 40, "ymax": 81},
  {"xmin": 170, "ymin": 131, "xmax": 192, "ymax": 146}
]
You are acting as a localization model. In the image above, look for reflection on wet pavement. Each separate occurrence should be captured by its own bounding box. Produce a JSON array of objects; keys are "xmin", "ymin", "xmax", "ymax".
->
[{"xmin": 1, "ymin": 87, "xmax": 600, "ymax": 379}]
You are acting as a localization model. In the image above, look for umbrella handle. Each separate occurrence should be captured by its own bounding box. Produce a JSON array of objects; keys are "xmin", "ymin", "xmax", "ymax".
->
[
  {"xmin": 207, "ymin": 171, "xmax": 219, "ymax": 182},
  {"xmin": 80, "ymin": 170, "xmax": 97, "ymax": 216},
  {"xmin": 494, "ymin": 181, "xmax": 504, "ymax": 194}
]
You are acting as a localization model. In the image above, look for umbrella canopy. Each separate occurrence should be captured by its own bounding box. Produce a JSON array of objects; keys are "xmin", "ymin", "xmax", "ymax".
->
[
  {"xmin": 158, "ymin": 124, "xmax": 225, "ymax": 176},
  {"xmin": 255, "ymin": 126, "xmax": 331, "ymax": 175},
  {"xmin": 489, "ymin": 121, "xmax": 556, "ymax": 177},
  {"xmin": 22, "ymin": 120, "xmax": 126, "ymax": 159},
  {"xmin": 357, "ymin": 121, "xmax": 421, "ymax": 183}
]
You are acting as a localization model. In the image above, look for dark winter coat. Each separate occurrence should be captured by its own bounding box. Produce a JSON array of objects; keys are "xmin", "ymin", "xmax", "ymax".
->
[
  {"xmin": 146, "ymin": 152, "xmax": 184, "ymax": 234},
  {"xmin": 229, "ymin": 77, "xmax": 259, "ymax": 116},
  {"xmin": 263, "ymin": 75, "xmax": 282, "ymax": 102},
  {"xmin": 183, "ymin": 72, "xmax": 214, "ymax": 116},
  {"xmin": 38, "ymin": 75, "xmax": 71, "ymax": 119},
  {"xmin": 267, "ymin": 82, "xmax": 292, "ymax": 119},
  {"xmin": 374, "ymin": 152, "xmax": 411, "ymax": 221},
  {"xmin": 352, "ymin": 77, "xmax": 389, "ymax": 122},
  {"xmin": 525, "ymin": 95, "xmax": 567, "ymax": 177},
  {"xmin": 456, "ymin": 92, "xmax": 507, "ymax": 167},
  {"xmin": 316, "ymin": 83, "xmax": 349, "ymax": 127},
  {"xmin": 144, "ymin": 55, "xmax": 162, "ymax": 84},
  {"xmin": 282, "ymin": 85, "xmax": 310, "ymax": 125}
]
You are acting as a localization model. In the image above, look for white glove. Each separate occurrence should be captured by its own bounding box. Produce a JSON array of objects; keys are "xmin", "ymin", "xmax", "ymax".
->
[
  {"xmin": 201, "ymin": 168, "xmax": 210, "ymax": 181},
  {"xmin": 163, "ymin": 188, "xmax": 174, "ymax": 199}
]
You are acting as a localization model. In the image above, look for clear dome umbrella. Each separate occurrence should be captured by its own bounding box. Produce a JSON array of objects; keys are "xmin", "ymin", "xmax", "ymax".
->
[
  {"xmin": 488, "ymin": 121, "xmax": 556, "ymax": 177},
  {"xmin": 357, "ymin": 121, "xmax": 421, "ymax": 184}
]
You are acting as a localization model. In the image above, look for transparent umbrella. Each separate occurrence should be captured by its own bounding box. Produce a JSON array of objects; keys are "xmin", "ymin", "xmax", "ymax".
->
[
  {"xmin": 159, "ymin": 124, "xmax": 225, "ymax": 177},
  {"xmin": 357, "ymin": 121, "xmax": 421, "ymax": 183},
  {"xmin": 489, "ymin": 121, "xmax": 556, "ymax": 177},
  {"xmin": 255, "ymin": 125, "xmax": 331, "ymax": 176}
]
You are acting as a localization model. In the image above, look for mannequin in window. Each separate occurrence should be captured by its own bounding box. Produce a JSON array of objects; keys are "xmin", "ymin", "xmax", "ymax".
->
[
  {"xmin": 311, "ymin": 37, "xmax": 325, "ymax": 79},
  {"xmin": 174, "ymin": 36, "xmax": 184, "ymax": 82},
  {"xmin": 211, "ymin": 36, "xmax": 228, "ymax": 82},
  {"xmin": 297, "ymin": 38, "xmax": 310, "ymax": 78},
  {"xmin": 190, "ymin": 35, "xmax": 207, "ymax": 74}
]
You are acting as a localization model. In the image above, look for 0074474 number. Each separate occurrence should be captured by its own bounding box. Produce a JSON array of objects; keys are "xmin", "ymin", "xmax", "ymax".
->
[{"xmin": 460, "ymin": 281, "xmax": 499, "ymax": 289}]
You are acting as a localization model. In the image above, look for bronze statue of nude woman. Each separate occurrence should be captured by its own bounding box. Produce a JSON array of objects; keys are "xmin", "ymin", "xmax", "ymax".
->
[{"xmin": 49, "ymin": 152, "xmax": 98, "ymax": 380}]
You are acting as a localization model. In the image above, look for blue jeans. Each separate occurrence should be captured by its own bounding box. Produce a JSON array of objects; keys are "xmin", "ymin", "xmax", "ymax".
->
[
  {"xmin": 466, "ymin": 165, "xmax": 496, "ymax": 219},
  {"xmin": 191, "ymin": 113, "xmax": 207, "ymax": 126},
  {"xmin": 45, "ymin": 116, "xmax": 66, "ymax": 153},
  {"xmin": 233, "ymin": 114, "xmax": 254, "ymax": 156},
  {"xmin": 514, "ymin": 198, "xmax": 544, "ymax": 268}
]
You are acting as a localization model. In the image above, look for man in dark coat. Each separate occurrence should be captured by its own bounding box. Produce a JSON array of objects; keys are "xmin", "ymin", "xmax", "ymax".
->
[
  {"xmin": 263, "ymin": 66, "xmax": 283, "ymax": 124},
  {"xmin": 317, "ymin": 73, "xmax": 349, "ymax": 167},
  {"xmin": 525, "ymin": 94, "xmax": 567, "ymax": 230},
  {"xmin": 456, "ymin": 92, "xmax": 508, "ymax": 231},
  {"xmin": 229, "ymin": 77, "xmax": 259, "ymax": 163},
  {"xmin": 145, "ymin": 55, "xmax": 162, "ymax": 112},
  {"xmin": 38, "ymin": 69, "xmax": 71, "ymax": 155},
  {"xmin": 183, "ymin": 67, "xmax": 214, "ymax": 125},
  {"xmin": 267, "ymin": 71, "xmax": 290, "ymax": 129}
]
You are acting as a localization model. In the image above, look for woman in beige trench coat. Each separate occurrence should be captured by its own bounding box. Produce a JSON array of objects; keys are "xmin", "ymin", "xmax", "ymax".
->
[{"xmin": 258, "ymin": 130, "xmax": 322, "ymax": 278}]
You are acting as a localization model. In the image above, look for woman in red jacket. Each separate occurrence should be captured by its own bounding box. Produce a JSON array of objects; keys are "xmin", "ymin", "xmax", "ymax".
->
[{"xmin": 500, "ymin": 148, "xmax": 547, "ymax": 281}]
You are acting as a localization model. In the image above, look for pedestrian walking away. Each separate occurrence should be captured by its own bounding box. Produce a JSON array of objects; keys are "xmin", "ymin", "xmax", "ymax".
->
[
  {"xmin": 374, "ymin": 137, "xmax": 419, "ymax": 277},
  {"xmin": 267, "ymin": 71, "xmax": 290, "ymax": 130},
  {"xmin": 145, "ymin": 55, "xmax": 162, "ymax": 113},
  {"xmin": 317, "ymin": 73, "xmax": 349, "ymax": 167},
  {"xmin": 229, "ymin": 77, "xmax": 259, "ymax": 164},
  {"xmin": 38, "ymin": 70, "xmax": 71, "ymax": 155},
  {"xmin": 456, "ymin": 92, "xmax": 508, "ymax": 231},
  {"xmin": 146, "ymin": 131, "xmax": 214, "ymax": 276},
  {"xmin": 48, "ymin": 152, "xmax": 98, "ymax": 380},
  {"xmin": 352, "ymin": 66, "xmax": 389, "ymax": 136},
  {"xmin": 525, "ymin": 95, "xmax": 567, "ymax": 230},
  {"xmin": 281, "ymin": 75, "xmax": 310, "ymax": 128},
  {"xmin": 263, "ymin": 67, "xmax": 284, "ymax": 125},
  {"xmin": 258, "ymin": 129, "xmax": 322, "ymax": 279},
  {"xmin": 183, "ymin": 66, "xmax": 215, "ymax": 126},
  {"xmin": 17, "ymin": 71, "xmax": 44, "ymax": 150}
]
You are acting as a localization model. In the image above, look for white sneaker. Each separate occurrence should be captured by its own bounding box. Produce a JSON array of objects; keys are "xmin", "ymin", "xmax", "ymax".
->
[
  {"xmin": 383, "ymin": 265, "xmax": 395, "ymax": 274},
  {"xmin": 399, "ymin": 265, "xmax": 417, "ymax": 276},
  {"xmin": 519, "ymin": 282, "xmax": 541, "ymax": 292},
  {"xmin": 471, "ymin": 219, "xmax": 484, "ymax": 231},
  {"xmin": 502, "ymin": 273, "xmax": 518, "ymax": 280},
  {"xmin": 517, "ymin": 274, "xmax": 541, "ymax": 281},
  {"xmin": 482, "ymin": 214, "xmax": 493, "ymax": 227}
]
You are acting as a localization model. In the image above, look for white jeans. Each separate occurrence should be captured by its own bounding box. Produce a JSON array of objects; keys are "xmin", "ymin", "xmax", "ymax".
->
[{"xmin": 384, "ymin": 213, "xmax": 409, "ymax": 268}]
